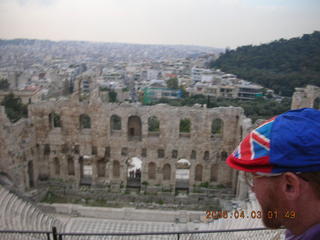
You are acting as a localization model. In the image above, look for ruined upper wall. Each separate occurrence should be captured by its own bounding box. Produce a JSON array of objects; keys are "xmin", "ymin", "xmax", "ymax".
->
[
  {"xmin": 291, "ymin": 85, "xmax": 320, "ymax": 109},
  {"xmin": 0, "ymin": 95, "xmax": 250, "ymax": 192},
  {"xmin": 29, "ymin": 100, "xmax": 245, "ymax": 156},
  {"xmin": 0, "ymin": 106, "xmax": 37, "ymax": 191}
]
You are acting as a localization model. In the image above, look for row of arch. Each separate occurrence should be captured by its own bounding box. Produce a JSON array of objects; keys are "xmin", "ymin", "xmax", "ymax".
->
[
  {"xmin": 49, "ymin": 113, "xmax": 224, "ymax": 135},
  {"xmin": 111, "ymin": 160, "xmax": 218, "ymax": 182},
  {"xmin": 45, "ymin": 143, "xmax": 228, "ymax": 162},
  {"xmin": 52, "ymin": 157, "xmax": 220, "ymax": 183}
]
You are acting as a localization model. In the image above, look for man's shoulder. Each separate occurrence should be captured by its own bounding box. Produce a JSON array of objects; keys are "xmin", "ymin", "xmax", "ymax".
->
[{"xmin": 285, "ymin": 223, "xmax": 320, "ymax": 240}]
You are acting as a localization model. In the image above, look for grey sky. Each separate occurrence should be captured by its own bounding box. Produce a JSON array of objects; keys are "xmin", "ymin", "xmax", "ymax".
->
[{"xmin": 0, "ymin": 0, "xmax": 319, "ymax": 48}]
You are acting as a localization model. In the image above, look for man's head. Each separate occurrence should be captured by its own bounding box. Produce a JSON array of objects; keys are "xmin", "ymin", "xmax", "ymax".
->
[{"xmin": 226, "ymin": 108, "xmax": 320, "ymax": 231}]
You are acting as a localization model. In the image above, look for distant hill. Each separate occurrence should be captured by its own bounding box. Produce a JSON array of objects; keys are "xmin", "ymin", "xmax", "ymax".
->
[
  {"xmin": 0, "ymin": 38, "xmax": 223, "ymax": 65},
  {"xmin": 211, "ymin": 31, "xmax": 320, "ymax": 96}
]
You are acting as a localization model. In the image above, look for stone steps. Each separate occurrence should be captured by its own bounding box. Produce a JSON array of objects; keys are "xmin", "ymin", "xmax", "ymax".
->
[{"xmin": 0, "ymin": 185, "xmax": 63, "ymax": 233}]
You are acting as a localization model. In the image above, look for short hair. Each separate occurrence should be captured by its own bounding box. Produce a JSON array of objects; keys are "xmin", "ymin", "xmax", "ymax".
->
[{"xmin": 300, "ymin": 172, "xmax": 320, "ymax": 199}]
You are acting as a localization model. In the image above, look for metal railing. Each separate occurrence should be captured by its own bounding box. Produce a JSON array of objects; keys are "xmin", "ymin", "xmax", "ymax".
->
[{"xmin": 0, "ymin": 227, "xmax": 285, "ymax": 240}]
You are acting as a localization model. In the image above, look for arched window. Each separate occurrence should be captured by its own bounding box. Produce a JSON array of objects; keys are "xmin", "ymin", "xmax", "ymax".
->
[
  {"xmin": 97, "ymin": 159, "xmax": 106, "ymax": 177},
  {"xmin": 221, "ymin": 151, "xmax": 228, "ymax": 161},
  {"xmin": 211, "ymin": 118, "xmax": 223, "ymax": 135},
  {"xmin": 195, "ymin": 164, "xmax": 203, "ymax": 181},
  {"xmin": 148, "ymin": 116, "xmax": 160, "ymax": 132},
  {"xmin": 111, "ymin": 115, "xmax": 121, "ymax": 130},
  {"xmin": 180, "ymin": 119, "xmax": 191, "ymax": 133},
  {"xmin": 141, "ymin": 148, "xmax": 147, "ymax": 157},
  {"xmin": 211, "ymin": 164, "xmax": 218, "ymax": 181},
  {"xmin": 128, "ymin": 116, "xmax": 142, "ymax": 140},
  {"xmin": 163, "ymin": 164, "xmax": 171, "ymax": 180},
  {"xmin": 158, "ymin": 149, "xmax": 165, "ymax": 158},
  {"xmin": 314, "ymin": 97, "xmax": 320, "ymax": 109},
  {"xmin": 148, "ymin": 162, "xmax": 156, "ymax": 180},
  {"xmin": 191, "ymin": 150, "xmax": 196, "ymax": 160},
  {"xmin": 113, "ymin": 160, "xmax": 120, "ymax": 178},
  {"xmin": 44, "ymin": 144, "xmax": 50, "ymax": 155},
  {"xmin": 104, "ymin": 147, "xmax": 111, "ymax": 158},
  {"xmin": 172, "ymin": 150, "xmax": 178, "ymax": 159},
  {"xmin": 203, "ymin": 151, "xmax": 209, "ymax": 161},
  {"xmin": 67, "ymin": 156, "xmax": 75, "ymax": 176},
  {"xmin": 79, "ymin": 114, "xmax": 91, "ymax": 129},
  {"xmin": 54, "ymin": 157, "xmax": 60, "ymax": 175},
  {"xmin": 49, "ymin": 112, "xmax": 61, "ymax": 128}
]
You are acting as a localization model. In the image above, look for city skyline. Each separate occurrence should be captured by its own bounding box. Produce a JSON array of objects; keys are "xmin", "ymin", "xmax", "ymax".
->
[{"xmin": 0, "ymin": 0, "xmax": 319, "ymax": 49}]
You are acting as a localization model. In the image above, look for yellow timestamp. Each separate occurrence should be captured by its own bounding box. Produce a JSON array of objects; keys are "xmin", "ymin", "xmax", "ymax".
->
[
  {"xmin": 266, "ymin": 210, "xmax": 296, "ymax": 219},
  {"xmin": 206, "ymin": 210, "xmax": 262, "ymax": 219}
]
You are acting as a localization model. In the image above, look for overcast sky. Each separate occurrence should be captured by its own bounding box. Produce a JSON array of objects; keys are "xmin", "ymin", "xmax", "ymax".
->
[{"xmin": 0, "ymin": 0, "xmax": 319, "ymax": 48}]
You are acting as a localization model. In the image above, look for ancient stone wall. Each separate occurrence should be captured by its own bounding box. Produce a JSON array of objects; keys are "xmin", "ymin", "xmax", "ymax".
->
[
  {"xmin": 27, "ymin": 97, "xmax": 246, "ymax": 191},
  {"xmin": 0, "ymin": 106, "xmax": 37, "ymax": 191},
  {"xmin": 0, "ymin": 89, "xmax": 250, "ymax": 195},
  {"xmin": 291, "ymin": 85, "xmax": 320, "ymax": 109}
]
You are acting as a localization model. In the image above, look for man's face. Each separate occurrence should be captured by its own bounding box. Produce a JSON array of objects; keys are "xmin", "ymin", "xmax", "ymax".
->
[{"xmin": 251, "ymin": 175, "xmax": 283, "ymax": 229}]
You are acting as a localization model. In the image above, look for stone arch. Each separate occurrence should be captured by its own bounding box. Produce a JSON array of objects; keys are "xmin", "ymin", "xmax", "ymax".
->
[
  {"xmin": 44, "ymin": 144, "xmax": 51, "ymax": 155},
  {"xmin": 67, "ymin": 156, "xmax": 75, "ymax": 176},
  {"xmin": 54, "ymin": 157, "xmax": 60, "ymax": 175},
  {"xmin": 314, "ymin": 97, "xmax": 320, "ymax": 109},
  {"xmin": 113, "ymin": 160, "xmax": 120, "ymax": 178},
  {"xmin": 97, "ymin": 159, "xmax": 106, "ymax": 177},
  {"xmin": 128, "ymin": 116, "xmax": 142, "ymax": 140},
  {"xmin": 211, "ymin": 118, "xmax": 223, "ymax": 135},
  {"xmin": 195, "ymin": 164, "xmax": 203, "ymax": 181},
  {"xmin": 127, "ymin": 157, "xmax": 142, "ymax": 187},
  {"xmin": 203, "ymin": 151, "xmax": 209, "ymax": 161},
  {"xmin": 191, "ymin": 150, "xmax": 196, "ymax": 160},
  {"xmin": 210, "ymin": 164, "xmax": 218, "ymax": 182},
  {"xmin": 148, "ymin": 116, "xmax": 160, "ymax": 132},
  {"xmin": 49, "ymin": 112, "xmax": 61, "ymax": 128},
  {"xmin": 163, "ymin": 163, "xmax": 171, "ymax": 180},
  {"xmin": 176, "ymin": 159, "xmax": 191, "ymax": 189},
  {"xmin": 79, "ymin": 114, "xmax": 91, "ymax": 129},
  {"xmin": 148, "ymin": 162, "xmax": 156, "ymax": 180},
  {"xmin": 110, "ymin": 115, "xmax": 121, "ymax": 131},
  {"xmin": 79, "ymin": 155, "xmax": 93, "ymax": 185}
]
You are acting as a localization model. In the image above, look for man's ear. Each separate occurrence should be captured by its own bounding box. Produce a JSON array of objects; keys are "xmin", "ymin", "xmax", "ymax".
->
[{"xmin": 281, "ymin": 172, "xmax": 301, "ymax": 200}]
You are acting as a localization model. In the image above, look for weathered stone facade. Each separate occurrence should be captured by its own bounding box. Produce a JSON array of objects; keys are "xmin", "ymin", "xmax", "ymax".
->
[
  {"xmin": 291, "ymin": 85, "xmax": 320, "ymax": 109},
  {"xmin": 0, "ymin": 91, "xmax": 249, "ymax": 195}
]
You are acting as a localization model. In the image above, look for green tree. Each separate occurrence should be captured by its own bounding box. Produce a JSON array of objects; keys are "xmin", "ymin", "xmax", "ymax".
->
[
  {"xmin": 148, "ymin": 116, "xmax": 160, "ymax": 132},
  {"xmin": 167, "ymin": 78, "xmax": 179, "ymax": 89},
  {"xmin": 1, "ymin": 93, "xmax": 28, "ymax": 122},
  {"xmin": 0, "ymin": 79, "xmax": 9, "ymax": 90},
  {"xmin": 108, "ymin": 90, "xmax": 117, "ymax": 102},
  {"xmin": 212, "ymin": 31, "xmax": 320, "ymax": 96},
  {"xmin": 180, "ymin": 119, "xmax": 191, "ymax": 133}
]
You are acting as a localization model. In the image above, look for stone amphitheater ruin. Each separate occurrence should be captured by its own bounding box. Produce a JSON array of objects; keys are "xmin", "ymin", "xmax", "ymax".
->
[{"xmin": 0, "ymin": 81, "xmax": 296, "ymax": 239}]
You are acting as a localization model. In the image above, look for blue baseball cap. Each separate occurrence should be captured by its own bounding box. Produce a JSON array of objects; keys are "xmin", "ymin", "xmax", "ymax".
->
[{"xmin": 227, "ymin": 108, "xmax": 320, "ymax": 173}]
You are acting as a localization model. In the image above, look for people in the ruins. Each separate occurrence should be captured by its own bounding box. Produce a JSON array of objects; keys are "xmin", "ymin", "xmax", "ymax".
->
[
  {"xmin": 129, "ymin": 170, "xmax": 134, "ymax": 179},
  {"xmin": 135, "ymin": 169, "xmax": 141, "ymax": 179},
  {"xmin": 226, "ymin": 108, "xmax": 320, "ymax": 240}
]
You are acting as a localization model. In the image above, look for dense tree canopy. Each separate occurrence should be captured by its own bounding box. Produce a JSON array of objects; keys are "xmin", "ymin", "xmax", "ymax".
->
[
  {"xmin": 167, "ymin": 78, "xmax": 179, "ymax": 89},
  {"xmin": 211, "ymin": 31, "xmax": 320, "ymax": 96},
  {"xmin": 147, "ymin": 94, "xmax": 291, "ymax": 122},
  {"xmin": 0, "ymin": 79, "xmax": 9, "ymax": 90},
  {"xmin": 108, "ymin": 90, "xmax": 117, "ymax": 102},
  {"xmin": 1, "ymin": 93, "xmax": 28, "ymax": 122}
]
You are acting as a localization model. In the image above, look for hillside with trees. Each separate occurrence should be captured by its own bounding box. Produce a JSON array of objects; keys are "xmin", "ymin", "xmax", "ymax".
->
[{"xmin": 211, "ymin": 31, "xmax": 320, "ymax": 96}]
